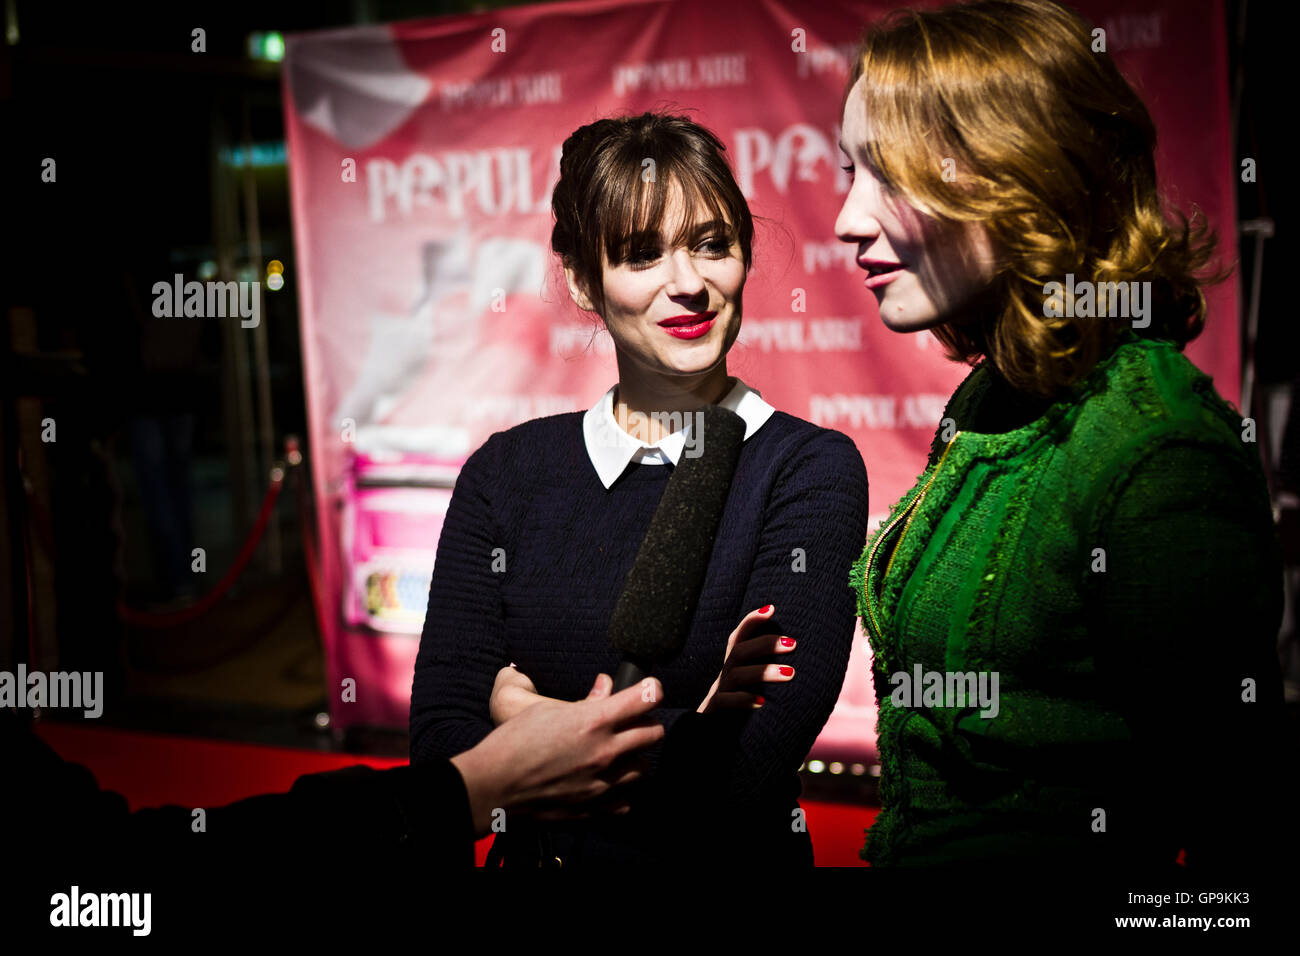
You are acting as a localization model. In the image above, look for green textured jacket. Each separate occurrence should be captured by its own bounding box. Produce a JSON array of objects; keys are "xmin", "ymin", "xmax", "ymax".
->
[{"xmin": 851, "ymin": 331, "xmax": 1285, "ymax": 867}]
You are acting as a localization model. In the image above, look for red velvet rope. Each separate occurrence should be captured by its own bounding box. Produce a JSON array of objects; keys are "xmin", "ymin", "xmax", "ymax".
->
[{"xmin": 115, "ymin": 466, "xmax": 287, "ymax": 629}]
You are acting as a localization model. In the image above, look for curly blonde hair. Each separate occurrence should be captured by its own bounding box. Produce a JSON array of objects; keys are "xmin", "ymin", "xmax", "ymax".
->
[{"xmin": 847, "ymin": 0, "xmax": 1228, "ymax": 397}]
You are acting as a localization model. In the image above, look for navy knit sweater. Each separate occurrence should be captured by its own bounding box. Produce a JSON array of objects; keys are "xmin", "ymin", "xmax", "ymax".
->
[{"xmin": 410, "ymin": 408, "xmax": 869, "ymax": 865}]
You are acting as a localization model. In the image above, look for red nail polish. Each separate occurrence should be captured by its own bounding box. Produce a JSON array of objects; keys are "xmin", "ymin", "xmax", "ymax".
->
[
  {"xmin": 759, "ymin": 605, "xmax": 772, "ymax": 614},
  {"xmin": 755, "ymin": 695, "xmax": 765, "ymax": 706},
  {"xmin": 780, "ymin": 638, "xmax": 795, "ymax": 647},
  {"xmin": 779, "ymin": 666, "xmax": 794, "ymax": 676}
]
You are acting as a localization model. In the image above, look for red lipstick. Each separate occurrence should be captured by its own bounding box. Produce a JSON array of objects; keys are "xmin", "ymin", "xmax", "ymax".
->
[{"xmin": 658, "ymin": 310, "xmax": 716, "ymax": 339}]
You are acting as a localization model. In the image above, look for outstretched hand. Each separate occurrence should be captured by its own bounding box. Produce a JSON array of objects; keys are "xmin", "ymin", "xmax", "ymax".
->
[{"xmin": 452, "ymin": 673, "xmax": 666, "ymax": 836}]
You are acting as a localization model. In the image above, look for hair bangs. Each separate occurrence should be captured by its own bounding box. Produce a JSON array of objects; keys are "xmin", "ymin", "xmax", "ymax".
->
[{"xmin": 600, "ymin": 155, "xmax": 740, "ymax": 267}]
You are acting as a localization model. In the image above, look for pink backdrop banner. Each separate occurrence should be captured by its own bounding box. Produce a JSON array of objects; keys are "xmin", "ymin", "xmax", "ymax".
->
[{"xmin": 283, "ymin": 0, "xmax": 1239, "ymax": 750}]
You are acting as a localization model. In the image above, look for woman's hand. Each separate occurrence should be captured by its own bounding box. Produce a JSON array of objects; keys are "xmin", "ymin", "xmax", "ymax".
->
[
  {"xmin": 490, "ymin": 664, "xmax": 562, "ymax": 725},
  {"xmin": 696, "ymin": 605, "xmax": 796, "ymax": 714}
]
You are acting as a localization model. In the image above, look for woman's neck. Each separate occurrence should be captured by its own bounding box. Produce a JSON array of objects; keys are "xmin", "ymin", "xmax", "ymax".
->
[{"xmin": 612, "ymin": 363, "xmax": 732, "ymax": 444}]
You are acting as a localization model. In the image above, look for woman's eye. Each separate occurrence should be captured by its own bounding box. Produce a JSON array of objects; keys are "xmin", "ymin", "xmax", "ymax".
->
[
  {"xmin": 698, "ymin": 237, "xmax": 732, "ymax": 255},
  {"xmin": 628, "ymin": 248, "xmax": 660, "ymax": 266},
  {"xmin": 841, "ymin": 164, "xmax": 855, "ymax": 176}
]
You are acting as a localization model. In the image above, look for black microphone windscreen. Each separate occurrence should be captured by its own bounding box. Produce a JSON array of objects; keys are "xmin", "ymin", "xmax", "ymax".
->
[{"xmin": 608, "ymin": 404, "xmax": 746, "ymax": 667}]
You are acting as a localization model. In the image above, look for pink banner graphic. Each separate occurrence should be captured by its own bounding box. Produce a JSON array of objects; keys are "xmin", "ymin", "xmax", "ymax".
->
[{"xmin": 283, "ymin": 0, "xmax": 1239, "ymax": 753}]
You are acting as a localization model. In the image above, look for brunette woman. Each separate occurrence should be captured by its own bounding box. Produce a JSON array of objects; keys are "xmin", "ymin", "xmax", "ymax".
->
[{"xmin": 411, "ymin": 112, "xmax": 869, "ymax": 866}]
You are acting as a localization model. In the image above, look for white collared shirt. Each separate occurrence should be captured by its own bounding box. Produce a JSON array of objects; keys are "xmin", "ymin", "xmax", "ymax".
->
[{"xmin": 582, "ymin": 376, "xmax": 776, "ymax": 489}]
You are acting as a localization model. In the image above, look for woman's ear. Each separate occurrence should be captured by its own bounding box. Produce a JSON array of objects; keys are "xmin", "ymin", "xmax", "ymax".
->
[{"xmin": 563, "ymin": 264, "xmax": 596, "ymax": 313}]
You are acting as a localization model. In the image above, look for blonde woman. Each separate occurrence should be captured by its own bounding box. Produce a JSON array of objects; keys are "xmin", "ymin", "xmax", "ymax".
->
[{"xmin": 836, "ymin": 0, "xmax": 1285, "ymax": 867}]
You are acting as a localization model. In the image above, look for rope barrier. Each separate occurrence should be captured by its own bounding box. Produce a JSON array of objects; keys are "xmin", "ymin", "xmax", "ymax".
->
[
  {"xmin": 114, "ymin": 459, "xmax": 290, "ymax": 629},
  {"xmin": 20, "ymin": 433, "xmax": 325, "ymax": 636}
]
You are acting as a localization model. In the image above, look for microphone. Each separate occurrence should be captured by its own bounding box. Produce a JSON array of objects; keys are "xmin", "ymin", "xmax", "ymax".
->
[{"xmin": 608, "ymin": 404, "xmax": 747, "ymax": 692}]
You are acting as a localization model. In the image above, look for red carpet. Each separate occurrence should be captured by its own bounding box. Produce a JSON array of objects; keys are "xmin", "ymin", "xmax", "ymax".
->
[{"xmin": 33, "ymin": 721, "xmax": 877, "ymax": 866}]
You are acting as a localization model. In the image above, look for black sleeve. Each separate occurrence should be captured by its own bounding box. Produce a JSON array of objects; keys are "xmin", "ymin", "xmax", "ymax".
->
[
  {"xmin": 3, "ymin": 710, "xmax": 475, "ymax": 863},
  {"xmin": 410, "ymin": 433, "xmax": 511, "ymax": 765}
]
